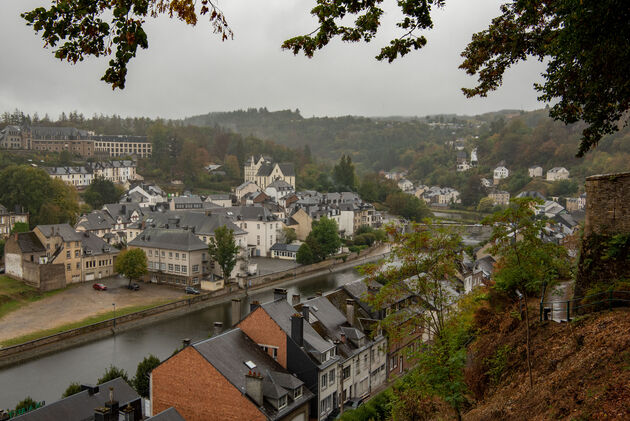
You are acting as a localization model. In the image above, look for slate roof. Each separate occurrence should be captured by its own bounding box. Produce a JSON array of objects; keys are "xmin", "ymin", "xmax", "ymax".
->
[
  {"xmin": 36, "ymin": 224, "xmax": 83, "ymax": 242},
  {"xmin": 277, "ymin": 163, "xmax": 295, "ymax": 177},
  {"xmin": 76, "ymin": 211, "xmax": 114, "ymax": 231},
  {"xmin": 128, "ymin": 228, "xmax": 208, "ymax": 251},
  {"xmin": 270, "ymin": 243, "xmax": 300, "ymax": 253},
  {"xmin": 147, "ymin": 407, "xmax": 186, "ymax": 420},
  {"xmin": 14, "ymin": 232, "xmax": 46, "ymax": 253},
  {"xmin": 266, "ymin": 179, "xmax": 293, "ymax": 190},
  {"xmin": 11, "ymin": 377, "xmax": 139, "ymax": 421},
  {"xmin": 260, "ymin": 300, "xmax": 333, "ymax": 357},
  {"xmin": 211, "ymin": 206, "xmax": 278, "ymax": 222},
  {"xmin": 516, "ymin": 191, "xmax": 546, "ymax": 200},
  {"xmin": 143, "ymin": 211, "xmax": 246, "ymax": 236},
  {"xmin": 192, "ymin": 328, "xmax": 313, "ymax": 420},
  {"xmin": 80, "ymin": 231, "xmax": 119, "ymax": 256},
  {"xmin": 30, "ymin": 126, "xmax": 90, "ymax": 139},
  {"xmin": 103, "ymin": 203, "xmax": 143, "ymax": 223}
]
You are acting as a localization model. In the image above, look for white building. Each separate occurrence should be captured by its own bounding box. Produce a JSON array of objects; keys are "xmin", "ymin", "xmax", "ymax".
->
[
  {"xmin": 493, "ymin": 166, "xmax": 509, "ymax": 184},
  {"xmin": 397, "ymin": 178, "xmax": 414, "ymax": 192},
  {"xmin": 211, "ymin": 206, "xmax": 282, "ymax": 257},
  {"xmin": 546, "ymin": 167, "xmax": 570, "ymax": 181},
  {"xmin": 244, "ymin": 155, "xmax": 296, "ymax": 189},
  {"xmin": 93, "ymin": 135, "xmax": 152, "ymax": 158},
  {"xmin": 45, "ymin": 166, "xmax": 93, "ymax": 187},
  {"xmin": 457, "ymin": 161, "xmax": 471, "ymax": 172},
  {"xmin": 528, "ymin": 165, "xmax": 543, "ymax": 178}
]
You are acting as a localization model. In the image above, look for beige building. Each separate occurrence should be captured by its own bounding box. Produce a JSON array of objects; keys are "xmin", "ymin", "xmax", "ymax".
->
[
  {"xmin": 287, "ymin": 208, "xmax": 312, "ymax": 241},
  {"xmin": 128, "ymin": 228, "xmax": 208, "ymax": 287},
  {"xmin": 34, "ymin": 224, "xmax": 118, "ymax": 284},
  {"xmin": 93, "ymin": 135, "xmax": 152, "ymax": 158},
  {"xmin": 546, "ymin": 167, "xmax": 570, "ymax": 181},
  {"xmin": 489, "ymin": 190, "xmax": 511, "ymax": 206}
]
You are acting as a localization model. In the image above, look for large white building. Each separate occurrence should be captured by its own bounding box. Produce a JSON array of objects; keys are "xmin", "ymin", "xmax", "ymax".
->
[
  {"xmin": 244, "ymin": 155, "xmax": 296, "ymax": 189},
  {"xmin": 546, "ymin": 167, "xmax": 570, "ymax": 181},
  {"xmin": 93, "ymin": 135, "xmax": 153, "ymax": 158}
]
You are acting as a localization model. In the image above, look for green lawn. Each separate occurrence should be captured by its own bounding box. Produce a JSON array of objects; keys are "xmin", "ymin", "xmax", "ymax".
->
[
  {"xmin": 1, "ymin": 299, "xmax": 177, "ymax": 347},
  {"xmin": 0, "ymin": 276, "xmax": 65, "ymax": 320}
]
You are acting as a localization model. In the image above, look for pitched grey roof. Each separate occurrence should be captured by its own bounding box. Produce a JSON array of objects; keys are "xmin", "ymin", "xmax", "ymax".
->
[
  {"xmin": 103, "ymin": 203, "xmax": 143, "ymax": 223},
  {"xmin": 143, "ymin": 211, "xmax": 246, "ymax": 236},
  {"xmin": 147, "ymin": 407, "xmax": 186, "ymax": 421},
  {"xmin": 270, "ymin": 243, "xmax": 300, "ymax": 253},
  {"xmin": 11, "ymin": 377, "xmax": 139, "ymax": 421},
  {"xmin": 29, "ymin": 125, "xmax": 90, "ymax": 139},
  {"xmin": 14, "ymin": 232, "xmax": 46, "ymax": 253},
  {"xmin": 516, "ymin": 191, "xmax": 546, "ymax": 200},
  {"xmin": 192, "ymin": 328, "xmax": 312, "ymax": 420},
  {"xmin": 261, "ymin": 300, "xmax": 333, "ymax": 355},
  {"xmin": 80, "ymin": 231, "xmax": 119, "ymax": 256},
  {"xmin": 36, "ymin": 224, "xmax": 83, "ymax": 242},
  {"xmin": 128, "ymin": 228, "xmax": 208, "ymax": 251},
  {"xmin": 211, "ymin": 206, "xmax": 278, "ymax": 222},
  {"xmin": 266, "ymin": 179, "xmax": 293, "ymax": 190},
  {"xmin": 277, "ymin": 163, "xmax": 295, "ymax": 177},
  {"xmin": 76, "ymin": 211, "xmax": 114, "ymax": 231}
]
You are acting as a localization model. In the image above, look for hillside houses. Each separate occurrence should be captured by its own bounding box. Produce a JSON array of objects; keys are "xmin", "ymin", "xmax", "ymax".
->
[
  {"xmin": 547, "ymin": 167, "xmax": 570, "ymax": 181},
  {"xmin": 45, "ymin": 160, "xmax": 137, "ymax": 187},
  {"xmin": 528, "ymin": 165, "xmax": 543, "ymax": 177},
  {"xmin": 417, "ymin": 186, "xmax": 461, "ymax": 206},
  {"xmin": 493, "ymin": 166, "xmax": 509, "ymax": 184}
]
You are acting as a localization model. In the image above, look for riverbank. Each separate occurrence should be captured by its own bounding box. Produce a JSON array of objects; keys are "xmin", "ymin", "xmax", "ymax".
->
[{"xmin": 0, "ymin": 245, "xmax": 389, "ymax": 368}]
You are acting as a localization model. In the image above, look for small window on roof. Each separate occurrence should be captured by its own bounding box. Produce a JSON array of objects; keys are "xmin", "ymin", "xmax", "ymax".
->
[{"xmin": 245, "ymin": 360, "xmax": 256, "ymax": 370}]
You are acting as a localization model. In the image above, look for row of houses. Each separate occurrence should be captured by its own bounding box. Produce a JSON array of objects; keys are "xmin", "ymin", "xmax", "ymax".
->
[
  {"xmin": 0, "ymin": 125, "xmax": 152, "ymax": 158},
  {"xmin": 151, "ymin": 276, "xmax": 421, "ymax": 421},
  {"xmin": 528, "ymin": 165, "xmax": 570, "ymax": 181},
  {"xmin": 45, "ymin": 160, "xmax": 138, "ymax": 186}
]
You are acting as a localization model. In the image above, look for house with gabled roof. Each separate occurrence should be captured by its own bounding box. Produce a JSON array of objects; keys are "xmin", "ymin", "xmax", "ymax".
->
[
  {"xmin": 151, "ymin": 328, "xmax": 313, "ymax": 421},
  {"xmin": 244, "ymin": 156, "xmax": 296, "ymax": 189}
]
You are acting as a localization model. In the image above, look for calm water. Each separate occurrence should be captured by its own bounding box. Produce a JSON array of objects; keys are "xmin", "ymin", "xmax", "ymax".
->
[{"xmin": 0, "ymin": 268, "xmax": 362, "ymax": 409}]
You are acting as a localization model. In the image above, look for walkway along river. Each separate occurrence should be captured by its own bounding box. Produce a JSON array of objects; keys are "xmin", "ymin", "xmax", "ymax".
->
[{"xmin": 0, "ymin": 267, "xmax": 364, "ymax": 409}]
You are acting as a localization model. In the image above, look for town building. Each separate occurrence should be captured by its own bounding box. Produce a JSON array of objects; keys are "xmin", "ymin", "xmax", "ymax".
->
[
  {"xmin": 397, "ymin": 178, "xmax": 414, "ymax": 192},
  {"xmin": 237, "ymin": 297, "xmax": 340, "ymax": 421},
  {"xmin": 528, "ymin": 165, "xmax": 543, "ymax": 178},
  {"xmin": 119, "ymin": 183, "xmax": 166, "ymax": 207},
  {"xmin": 205, "ymin": 193, "xmax": 232, "ymax": 208},
  {"xmin": 29, "ymin": 126, "xmax": 94, "ymax": 157},
  {"xmin": 151, "ymin": 328, "xmax": 313, "ymax": 421},
  {"xmin": 169, "ymin": 195, "xmax": 204, "ymax": 211},
  {"xmin": 270, "ymin": 243, "xmax": 300, "ymax": 260},
  {"xmin": 93, "ymin": 135, "xmax": 153, "ymax": 158},
  {"xmin": 235, "ymin": 181, "xmax": 262, "ymax": 201},
  {"xmin": 88, "ymin": 160, "xmax": 137, "ymax": 183},
  {"xmin": 33, "ymin": 224, "xmax": 119, "ymax": 284},
  {"xmin": 0, "ymin": 204, "xmax": 29, "ymax": 238},
  {"xmin": 128, "ymin": 228, "xmax": 208, "ymax": 287},
  {"xmin": 464, "ymin": 255, "xmax": 496, "ymax": 293},
  {"xmin": 210, "ymin": 206, "xmax": 281, "ymax": 257},
  {"xmin": 546, "ymin": 167, "xmax": 570, "ymax": 181},
  {"xmin": 8, "ymin": 377, "xmax": 181, "ymax": 421},
  {"xmin": 489, "ymin": 190, "xmax": 510, "ymax": 206},
  {"xmin": 244, "ymin": 156, "xmax": 296, "ymax": 189},
  {"xmin": 45, "ymin": 166, "xmax": 94, "ymax": 187},
  {"xmin": 493, "ymin": 166, "xmax": 509, "ymax": 184},
  {"xmin": 265, "ymin": 179, "xmax": 295, "ymax": 203}
]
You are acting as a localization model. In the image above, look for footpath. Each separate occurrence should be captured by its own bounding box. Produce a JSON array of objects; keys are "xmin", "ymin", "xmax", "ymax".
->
[{"xmin": 0, "ymin": 244, "xmax": 390, "ymax": 368}]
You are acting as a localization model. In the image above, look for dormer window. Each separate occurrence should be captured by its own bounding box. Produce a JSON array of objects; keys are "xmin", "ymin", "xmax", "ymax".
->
[
  {"xmin": 293, "ymin": 386, "xmax": 302, "ymax": 400},
  {"xmin": 278, "ymin": 395, "xmax": 287, "ymax": 409}
]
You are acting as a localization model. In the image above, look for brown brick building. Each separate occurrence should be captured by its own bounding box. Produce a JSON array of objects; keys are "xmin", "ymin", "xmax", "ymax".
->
[{"xmin": 151, "ymin": 328, "xmax": 312, "ymax": 421}]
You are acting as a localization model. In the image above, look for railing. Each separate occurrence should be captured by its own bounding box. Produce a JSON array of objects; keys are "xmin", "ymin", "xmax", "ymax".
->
[{"xmin": 540, "ymin": 290, "xmax": 630, "ymax": 322}]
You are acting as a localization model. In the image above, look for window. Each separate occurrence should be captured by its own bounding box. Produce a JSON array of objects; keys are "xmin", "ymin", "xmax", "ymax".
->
[
  {"xmin": 148, "ymin": 250, "xmax": 152, "ymax": 256},
  {"xmin": 175, "ymin": 253, "xmax": 179, "ymax": 259},
  {"xmin": 161, "ymin": 251, "xmax": 165, "ymax": 257},
  {"xmin": 66, "ymin": 264, "xmax": 70, "ymax": 270},
  {"xmin": 320, "ymin": 395, "xmax": 332, "ymax": 415},
  {"xmin": 192, "ymin": 265, "xmax": 199, "ymax": 273},
  {"xmin": 182, "ymin": 266, "xmax": 187, "ymax": 273},
  {"xmin": 257, "ymin": 224, "xmax": 260, "ymax": 229},
  {"xmin": 174, "ymin": 265, "xmax": 180, "ymax": 272},
  {"xmin": 256, "ymin": 235, "xmax": 260, "ymax": 245},
  {"xmin": 76, "ymin": 262, "xmax": 80, "ymax": 269},
  {"xmin": 272, "ymin": 348, "xmax": 278, "ymax": 360},
  {"xmin": 75, "ymin": 250, "xmax": 80, "ymax": 258},
  {"xmin": 169, "ymin": 252, "xmax": 173, "ymax": 258},
  {"xmin": 182, "ymin": 253, "xmax": 186, "ymax": 259},
  {"xmin": 321, "ymin": 374, "xmax": 327, "ymax": 390},
  {"xmin": 278, "ymin": 395, "xmax": 287, "ymax": 409},
  {"xmin": 329, "ymin": 369, "xmax": 335, "ymax": 385},
  {"xmin": 66, "ymin": 250, "xmax": 71, "ymax": 258},
  {"xmin": 293, "ymin": 386, "xmax": 302, "ymax": 400},
  {"xmin": 343, "ymin": 366, "xmax": 351, "ymax": 380}
]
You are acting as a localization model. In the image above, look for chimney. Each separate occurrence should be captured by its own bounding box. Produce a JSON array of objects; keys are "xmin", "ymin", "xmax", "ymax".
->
[
  {"xmin": 213, "ymin": 321, "xmax": 223, "ymax": 337},
  {"xmin": 245, "ymin": 371, "xmax": 264, "ymax": 406},
  {"xmin": 292, "ymin": 294, "xmax": 300, "ymax": 306},
  {"xmin": 346, "ymin": 299, "xmax": 355, "ymax": 326},
  {"xmin": 273, "ymin": 288, "xmax": 287, "ymax": 302},
  {"xmin": 291, "ymin": 313, "xmax": 304, "ymax": 346},
  {"xmin": 250, "ymin": 300, "xmax": 260, "ymax": 313},
  {"xmin": 301, "ymin": 305, "xmax": 310, "ymax": 321},
  {"xmin": 120, "ymin": 405, "xmax": 134, "ymax": 421},
  {"xmin": 231, "ymin": 299, "xmax": 241, "ymax": 326},
  {"xmin": 182, "ymin": 338, "xmax": 191, "ymax": 348},
  {"xmin": 93, "ymin": 407, "xmax": 111, "ymax": 421},
  {"xmin": 105, "ymin": 387, "xmax": 119, "ymax": 419},
  {"xmin": 81, "ymin": 384, "xmax": 99, "ymax": 396}
]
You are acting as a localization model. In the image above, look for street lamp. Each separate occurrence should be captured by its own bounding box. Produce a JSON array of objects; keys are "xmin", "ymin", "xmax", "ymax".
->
[{"xmin": 112, "ymin": 303, "xmax": 116, "ymax": 329}]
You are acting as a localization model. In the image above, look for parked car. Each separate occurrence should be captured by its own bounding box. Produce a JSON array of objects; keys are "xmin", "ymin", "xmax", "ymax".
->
[
  {"xmin": 127, "ymin": 283, "xmax": 140, "ymax": 291},
  {"xmin": 185, "ymin": 286, "xmax": 200, "ymax": 295},
  {"xmin": 93, "ymin": 283, "xmax": 107, "ymax": 291}
]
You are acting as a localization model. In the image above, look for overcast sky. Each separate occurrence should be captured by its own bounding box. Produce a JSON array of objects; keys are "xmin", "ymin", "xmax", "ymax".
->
[{"xmin": 1, "ymin": 0, "xmax": 548, "ymax": 120}]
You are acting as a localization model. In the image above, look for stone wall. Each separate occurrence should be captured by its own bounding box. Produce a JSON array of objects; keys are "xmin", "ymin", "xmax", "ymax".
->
[
  {"xmin": 583, "ymin": 172, "xmax": 630, "ymax": 236},
  {"xmin": 575, "ymin": 172, "xmax": 630, "ymax": 297}
]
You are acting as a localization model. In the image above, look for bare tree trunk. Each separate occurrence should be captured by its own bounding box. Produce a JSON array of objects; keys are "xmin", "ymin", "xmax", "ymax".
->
[{"xmin": 524, "ymin": 292, "xmax": 533, "ymax": 388}]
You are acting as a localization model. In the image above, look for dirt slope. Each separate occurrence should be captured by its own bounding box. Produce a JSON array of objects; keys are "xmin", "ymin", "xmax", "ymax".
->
[{"xmin": 463, "ymin": 307, "xmax": 630, "ymax": 421}]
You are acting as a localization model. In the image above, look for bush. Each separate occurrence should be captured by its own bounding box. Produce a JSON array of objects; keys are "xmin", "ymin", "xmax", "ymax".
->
[
  {"xmin": 296, "ymin": 243, "xmax": 315, "ymax": 265},
  {"xmin": 134, "ymin": 354, "xmax": 161, "ymax": 398},
  {"xmin": 62, "ymin": 382, "xmax": 82, "ymax": 398},
  {"xmin": 339, "ymin": 390, "xmax": 392, "ymax": 421},
  {"xmin": 98, "ymin": 365, "xmax": 130, "ymax": 384}
]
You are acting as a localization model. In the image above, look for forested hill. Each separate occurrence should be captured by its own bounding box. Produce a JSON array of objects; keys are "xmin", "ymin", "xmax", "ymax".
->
[
  {"xmin": 183, "ymin": 108, "xmax": 476, "ymax": 172},
  {"xmin": 183, "ymin": 108, "xmax": 630, "ymax": 184}
]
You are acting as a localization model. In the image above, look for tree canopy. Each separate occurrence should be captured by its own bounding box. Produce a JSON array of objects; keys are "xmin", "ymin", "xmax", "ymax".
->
[
  {"xmin": 83, "ymin": 177, "xmax": 123, "ymax": 210},
  {"xmin": 23, "ymin": 0, "xmax": 629, "ymax": 156},
  {"xmin": 208, "ymin": 225, "xmax": 240, "ymax": 281},
  {"xmin": 306, "ymin": 216, "xmax": 342, "ymax": 262},
  {"xmin": 115, "ymin": 248, "xmax": 148, "ymax": 286}
]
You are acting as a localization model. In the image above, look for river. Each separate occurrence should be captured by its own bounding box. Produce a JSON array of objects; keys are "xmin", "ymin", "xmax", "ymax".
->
[{"xmin": 0, "ymin": 268, "xmax": 362, "ymax": 409}]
